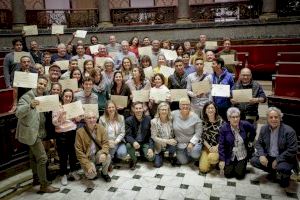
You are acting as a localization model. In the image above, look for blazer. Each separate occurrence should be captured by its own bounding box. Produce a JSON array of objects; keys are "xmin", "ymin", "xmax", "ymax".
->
[
  {"xmin": 151, "ymin": 118, "xmax": 174, "ymax": 153},
  {"xmin": 218, "ymin": 120, "xmax": 256, "ymax": 165},
  {"xmin": 99, "ymin": 115, "xmax": 125, "ymax": 143}
]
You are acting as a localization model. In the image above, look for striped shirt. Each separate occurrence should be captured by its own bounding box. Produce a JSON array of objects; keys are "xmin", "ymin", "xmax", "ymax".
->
[{"xmin": 231, "ymin": 126, "xmax": 247, "ymax": 161}]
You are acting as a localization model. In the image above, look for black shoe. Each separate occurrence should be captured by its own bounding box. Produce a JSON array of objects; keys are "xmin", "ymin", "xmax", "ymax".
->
[
  {"xmin": 101, "ymin": 172, "xmax": 111, "ymax": 182},
  {"xmin": 129, "ymin": 160, "xmax": 137, "ymax": 170},
  {"xmin": 266, "ymin": 173, "xmax": 277, "ymax": 182},
  {"xmin": 194, "ymin": 160, "xmax": 199, "ymax": 167},
  {"xmin": 279, "ymin": 177, "xmax": 290, "ymax": 188}
]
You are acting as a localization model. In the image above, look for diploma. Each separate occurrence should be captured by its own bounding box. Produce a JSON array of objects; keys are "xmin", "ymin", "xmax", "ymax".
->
[
  {"xmin": 23, "ymin": 25, "xmax": 38, "ymax": 36},
  {"xmin": 59, "ymin": 78, "xmax": 78, "ymax": 92},
  {"xmin": 143, "ymin": 67, "xmax": 154, "ymax": 80},
  {"xmin": 220, "ymin": 54, "xmax": 236, "ymax": 65},
  {"xmin": 160, "ymin": 66, "xmax": 175, "ymax": 78},
  {"xmin": 95, "ymin": 57, "xmax": 106, "ymax": 69},
  {"xmin": 132, "ymin": 90, "xmax": 150, "ymax": 102},
  {"xmin": 150, "ymin": 89, "xmax": 169, "ymax": 102},
  {"xmin": 45, "ymin": 66, "xmax": 50, "ymax": 75},
  {"xmin": 191, "ymin": 80, "xmax": 211, "ymax": 94},
  {"xmin": 205, "ymin": 41, "xmax": 218, "ymax": 50},
  {"xmin": 111, "ymin": 95, "xmax": 128, "ymax": 108},
  {"xmin": 204, "ymin": 62, "xmax": 214, "ymax": 74},
  {"xmin": 63, "ymin": 100, "xmax": 84, "ymax": 120},
  {"xmin": 170, "ymin": 89, "xmax": 188, "ymax": 102},
  {"xmin": 77, "ymin": 59, "xmax": 85, "ymax": 72},
  {"xmin": 108, "ymin": 52, "xmax": 117, "ymax": 59},
  {"xmin": 13, "ymin": 71, "xmax": 38, "ymax": 88},
  {"xmin": 89, "ymin": 44, "xmax": 100, "ymax": 55},
  {"xmin": 83, "ymin": 104, "xmax": 99, "ymax": 118},
  {"xmin": 75, "ymin": 30, "xmax": 87, "ymax": 38},
  {"xmin": 138, "ymin": 46, "xmax": 152, "ymax": 57},
  {"xmin": 35, "ymin": 95, "xmax": 60, "ymax": 112},
  {"xmin": 211, "ymin": 84, "xmax": 230, "ymax": 97},
  {"xmin": 14, "ymin": 52, "xmax": 31, "ymax": 63},
  {"xmin": 161, "ymin": 49, "xmax": 178, "ymax": 61},
  {"xmin": 232, "ymin": 89, "xmax": 253, "ymax": 103},
  {"xmin": 54, "ymin": 60, "xmax": 69, "ymax": 70},
  {"xmin": 51, "ymin": 24, "xmax": 64, "ymax": 35}
]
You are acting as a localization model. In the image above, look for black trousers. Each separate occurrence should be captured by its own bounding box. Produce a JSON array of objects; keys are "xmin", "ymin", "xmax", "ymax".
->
[{"xmin": 224, "ymin": 158, "xmax": 247, "ymax": 179}]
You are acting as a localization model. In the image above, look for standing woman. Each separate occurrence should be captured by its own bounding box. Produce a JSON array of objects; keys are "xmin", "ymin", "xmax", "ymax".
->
[
  {"xmin": 199, "ymin": 101, "xmax": 223, "ymax": 174},
  {"xmin": 218, "ymin": 107, "xmax": 256, "ymax": 179},
  {"xmin": 120, "ymin": 57, "xmax": 133, "ymax": 82},
  {"xmin": 52, "ymin": 89, "xmax": 80, "ymax": 186},
  {"xmin": 151, "ymin": 102, "xmax": 177, "ymax": 167},
  {"xmin": 83, "ymin": 60, "xmax": 94, "ymax": 78},
  {"xmin": 99, "ymin": 101, "xmax": 127, "ymax": 170},
  {"xmin": 140, "ymin": 55, "xmax": 152, "ymax": 69},
  {"xmin": 70, "ymin": 68, "xmax": 83, "ymax": 92},
  {"xmin": 129, "ymin": 36, "xmax": 140, "ymax": 58}
]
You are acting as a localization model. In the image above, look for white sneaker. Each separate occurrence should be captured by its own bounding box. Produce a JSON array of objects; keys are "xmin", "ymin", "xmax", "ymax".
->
[
  {"xmin": 70, "ymin": 171, "xmax": 81, "ymax": 181},
  {"xmin": 61, "ymin": 175, "xmax": 68, "ymax": 186}
]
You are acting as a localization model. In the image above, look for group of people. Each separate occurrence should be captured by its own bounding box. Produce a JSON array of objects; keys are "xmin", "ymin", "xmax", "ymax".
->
[{"xmin": 5, "ymin": 33, "xmax": 297, "ymax": 193}]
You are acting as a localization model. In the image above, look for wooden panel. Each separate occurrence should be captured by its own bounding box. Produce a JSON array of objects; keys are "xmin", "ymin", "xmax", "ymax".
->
[
  {"xmin": 0, "ymin": 76, "xmax": 6, "ymax": 89},
  {"xmin": 272, "ymin": 75, "xmax": 300, "ymax": 99},
  {"xmin": 0, "ymin": 88, "xmax": 14, "ymax": 114},
  {"xmin": 276, "ymin": 62, "xmax": 300, "ymax": 75},
  {"xmin": 277, "ymin": 52, "xmax": 300, "ymax": 62}
]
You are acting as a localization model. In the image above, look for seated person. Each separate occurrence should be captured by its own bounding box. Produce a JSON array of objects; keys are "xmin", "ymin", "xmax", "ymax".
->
[
  {"xmin": 250, "ymin": 107, "xmax": 298, "ymax": 188},
  {"xmin": 75, "ymin": 111, "xmax": 111, "ymax": 182},
  {"xmin": 151, "ymin": 102, "xmax": 177, "ymax": 167},
  {"xmin": 125, "ymin": 102, "xmax": 155, "ymax": 170}
]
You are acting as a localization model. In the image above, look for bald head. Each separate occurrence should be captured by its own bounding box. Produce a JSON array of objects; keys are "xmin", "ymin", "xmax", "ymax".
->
[{"xmin": 239, "ymin": 68, "xmax": 252, "ymax": 84}]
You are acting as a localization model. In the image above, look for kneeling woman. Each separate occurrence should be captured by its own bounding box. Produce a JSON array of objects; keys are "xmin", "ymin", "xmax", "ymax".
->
[
  {"xmin": 218, "ymin": 107, "xmax": 255, "ymax": 179},
  {"xmin": 151, "ymin": 102, "xmax": 177, "ymax": 167}
]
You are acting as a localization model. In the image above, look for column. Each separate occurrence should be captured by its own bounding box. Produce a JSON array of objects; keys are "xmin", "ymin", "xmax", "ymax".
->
[
  {"xmin": 260, "ymin": 0, "xmax": 277, "ymax": 20},
  {"xmin": 12, "ymin": 0, "xmax": 26, "ymax": 30},
  {"xmin": 176, "ymin": 0, "xmax": 192, "ymax": 24},
  {"xmin": 98, "ymin": 0, "xmax": 113, "ymax": 27}
]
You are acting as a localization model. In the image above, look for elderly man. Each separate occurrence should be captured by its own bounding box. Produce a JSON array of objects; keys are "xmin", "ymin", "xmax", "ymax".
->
[
  {"xmin": 75, "ymin": 111, "xmax": 111, "ymax": 182},
  {"xmin": 51, "ymin": 43, "xmax": 71, "ymax": 63},
  {"xmin": 250, "ymin": 107, "xmax": 298, "ymax": 188},
  {"xmin": 71, "ymin": 44, "xmax": 92, "ymax": 61},
  {"xmin": 231, "ymin": 68, "xmax": 266, "ymax": 128},
  {"xmin": 106, "ymin": 35, "xmax": 121, "ymax": 53},
  {"xmin": 150, "ymin": 40, "xmax": 163, "ymax": 67},
  {"xmin": 115, "ymin": 40, "xmax": 138, "ymax": 69}
]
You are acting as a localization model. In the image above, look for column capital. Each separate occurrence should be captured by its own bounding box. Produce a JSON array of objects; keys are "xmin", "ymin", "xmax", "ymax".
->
[
  {"xmin": 176, "ymin": 0, "xmax": 192, "ymax": 24},
  {"xmin": 259, "ymin": 0, "xmax": 278, "ymax": 20}
]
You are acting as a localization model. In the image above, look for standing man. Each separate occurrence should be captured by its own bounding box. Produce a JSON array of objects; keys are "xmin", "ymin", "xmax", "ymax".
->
[
  {"xmin": 106, "ymin": 35, "xmax": 121, "ymax": 54},
  {"xmin": 15, "ymin": 76, "xmax": 60, "ymax": 193},
  {"xmin": 115, "ymin": 40, "xmax": 138, "ymax": 69}
]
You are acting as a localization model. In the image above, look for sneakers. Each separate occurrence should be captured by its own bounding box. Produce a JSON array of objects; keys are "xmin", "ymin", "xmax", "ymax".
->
[
  {"xmin": 70, "ymin": 171, "xmax": 81, "ymax": 181},
  {"xmin": 39, "ymin": 185, "xmax": 60, "ymax": 193},
  {"xmin": 101, "ymin": 172, "xmax": 111, "ymax": 182},
  {"xmin": 61, "ymin": 175, "xmax": 68, "ymax": 186}
]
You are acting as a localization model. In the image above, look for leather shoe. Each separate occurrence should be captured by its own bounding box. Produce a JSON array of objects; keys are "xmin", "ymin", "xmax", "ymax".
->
[
  {"xmin": 39, "ymin": 185, "xmax": 60, "ymax": 193},
  {"xmin": 32, "ymin": 178, "xmax": 40, "ymax": 186},
  {"xmin": 129, "ymin": 160, "xmax": 137, "ymax": 170},
  {"xmin": 101, "ymin": 172, "xmax": 111, "ymax": 182}
]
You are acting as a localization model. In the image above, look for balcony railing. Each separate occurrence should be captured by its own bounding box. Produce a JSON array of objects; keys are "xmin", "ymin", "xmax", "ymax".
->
[
  {"xmin": 0, "ymin": 9, "xmax": 13, "ymax": 29},
  {"xmin": 25, "ymin": 9, "xmax": 98, "ymax": 28},
  {"xmin": 190, "ymin": 1, "xmax": 259, "ymax": 22},
  {"xmin": 110, "ymin": 6, "xmax": 177, "ymax": 26},
  {"xmin": 277, "ymin": 0, "xmax": 300, "ymax": 17}
]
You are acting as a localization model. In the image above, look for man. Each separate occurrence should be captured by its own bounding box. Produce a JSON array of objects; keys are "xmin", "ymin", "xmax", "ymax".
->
[
  {"xmin": 183, "ymin": 41, "xmax": 195, "ymax": 55},
  {"xmin": 142, "ymin": 36, "xmax": 151, "ymax": 47},
  {"xmin": 211, "ymin": 57, "xmax": 234, "ymax": 120},
  {"xmin": 206, "ymin": 51, "xmax": 215, "ymax": 62},
  {"xmin": 15, "ymin": 76, "xmax": 60, "ymax": 193},
  {"xmin": 199, "ymin": 34, "xmax": 207, "ymax": 46},
  {"xmin": 51, "ymin": 43, "xmax": 71, "ymax": 63},
  {"xmin": 46, "ymin": 64, "xmax": 61, "ymax": 91},
  {"xmin": 125, "ymin": 102, "xmax": 155, "ymax": 170},
  {"xmin": 182, "ymin": 52, "xmax": 195, "ymax": 75},
  {"xmin": 74, "ymin": 77, "xmax": 98, "ymax": 104},
  {"xmin": 217, "ymin": 38, "xmax": 238, "ymax": 75},
  {"xmin": 106, "ymin": 35, "xmax": 121, "ymax": 53},
  {"xmin": 115, "ymin": 40, "xmax": 138, "ymax": 69},
  {"xmin": 42, "ymin": 52, "xmax": 51, "ymax": 67},
  {"xmin": 71, "ymin": 44, "xmax": 92, "ymax": 61},
  {"xmin": 22, "ymin": 39, "xmax": 43, "ymax": 64},
  {"xmin": 75, "ymin": 111, "xmax": 111, "ymax": 182},
  {"xmin": 187, "ymin": 58, "xmax": 211, "ymax": 118},
  {"xmin": 150, "ymin": 40, "xmax": 163, "ymax": 67},
  {"xmin": 250, "ymin": 107, "xmax": 298, "ymax": 188},
  {"xmin": 60, "ymin": 59, "xmax": 78, "ymax": 80},
  {"xmin": 231, "ymin": 68, "xmax": 266, "ymax": 128}
]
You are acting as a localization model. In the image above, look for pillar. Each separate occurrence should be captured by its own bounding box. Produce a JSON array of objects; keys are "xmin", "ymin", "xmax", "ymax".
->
[
  {"xmin": 12, "ymin": 0, "xmax": 26, "ymax": 30},
  {"xmin": 260, "ymin": 0, "xmax": 277, "ymax": 20},
  {"xmin": 176, "ymin": 0, "xmax": 192, "ymax": 24},
  {"xmin": 98, "ymin": 0, "xmax": 113, "ymax": 27}
]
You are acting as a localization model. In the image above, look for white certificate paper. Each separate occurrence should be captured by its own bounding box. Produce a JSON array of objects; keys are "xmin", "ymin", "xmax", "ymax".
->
[
  {"xmin": 75, "ymin": 30, "xmax": 87, "ymax": 38},
  {"xmin": 149, "ymin": 89, "xmax": 169, "ymax": 102},
  {"xmin": 204, "ymin": 62, "xmax": 214, "ymax": 74},
  {"xmin": 95, "ymin": 57, "xmax": 106, "ymax": 69},
  {"xmin": 89, "ymin": 44, "xmax": 100, "ymax": 55},
  {"xmin": 59, "ymin": 78, "xmax": 78, "ymax": 92},
  {"xmin": 161, "ymin": 49, "xmax": 178, "ymax": 61},
  {"xmin": 132, "ymin": 90, "xmax": 150, "ymax": 102},
  {"xmin": 54, "ymin": 60, "xmax": 69, "ymax": 70},
  {"xmin": 83, "ymin": 104, "xmax": 99, "ymax": 118},
  {"xmin": 143, "ymin": 67, "xmax": 154, "ymax": 80},
  {"xmin": 232, "ymin": 89, "xmax": 253, "ymax": 103},
  {"xmin": 14, "ymin": 52, "xmax": 31, "ymax": 63},
  {"xmin": 13, "ymin": 71, "xmax": 38, "ymax": 88},
  {"xmin": 205, "ymin": 41, "xmax": 218, "ymax": 50},
  {"xmin": 221, "ymin": 54, "xmax": 236, "ymax": 65},
  {"xmin": 35, "ymin": 95, "xmax": 60, "ymax": 112},
  {"xmin": 191, "ymin": 80, "xmax": 211, "ymax": 94},
  {"xmin": 160, "ymin": 66, "xmax": 175, "ymax": 78},
  {"xmin": 170, "ymin": 89, "xmax": 188, "ymax": 102},
  {"xmin": 63, "ymin": 100, "xmax": 85, "ymax": 120},
  {"xmin": 51, "ymin": 25, "xmax": 64, "ymax": 35},
  {"xmin": 110, "ymin": 95, "xmax": 128, "ymax": 108},
  {"xmin": 211, "ymin": 84, "xmax": 230, "ymax": 97},
  {"xmin": 23, "ymin": 25, "xmax": 38, "ymax": 36},
  {"xmin": 138, "ymin": 46, "xmax": 152, "ymax": 57}
]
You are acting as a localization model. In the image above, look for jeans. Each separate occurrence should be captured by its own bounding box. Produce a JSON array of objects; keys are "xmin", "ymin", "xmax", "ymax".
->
[
  {"xmin": 176, "ymin": 143, "xmax": 202, "ymax": 165},
  {"xmin": 109, "ymin": 143, "xmax": 127, "ymax": 160},
  {"xmin": 126, "ymin": 143, "xmax": 155, "ymax": 162},
  {"xmin": 154, "ymin": 145, "xmax": 176, "ymax": 168}
]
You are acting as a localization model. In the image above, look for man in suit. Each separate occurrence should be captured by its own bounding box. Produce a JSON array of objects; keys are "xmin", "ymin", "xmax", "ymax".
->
[{"xmin": 250, "ymin": 107, "xmax": 298, "ymax": 187}]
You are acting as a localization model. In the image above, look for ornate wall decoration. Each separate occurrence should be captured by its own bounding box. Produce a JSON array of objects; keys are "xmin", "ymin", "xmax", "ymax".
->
[
  {"xmin": 0, "ymin": 0, "xmax": 12, "ymax": 10},
  {"xmin": 189, "ymin": 0, "xmax": 214, "ymax": 5},
  {"xmin": 155, "ymin": 0, "xmax": 177, "ymax": 6},
  {"xmin": 24, "ymin": 0, "xmax": 44, "ymax": 9},
  {"xmin": 109, "ymin": 0, "xmax": 130, "ymax": 8}
]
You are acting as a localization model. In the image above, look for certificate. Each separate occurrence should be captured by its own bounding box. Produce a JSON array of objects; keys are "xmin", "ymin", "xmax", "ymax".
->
[
  {"xmin": 111, "ymin": 95, "xmax": 128, "ymax": 108},
  {"xmin": 160, "ymin": 66, "xmax": 175, "ymax": 78},
  {"xmin": 14, "ymin": 52, "xmax": 31, "ymax": 63},
  {"xmin": 89, "ymin": 44, "xmax": 100, "ymax": 55},
  {"xmin": 108, "ymin": 52, "xmax": 117, "ymax": 59},
  {"xmin": 51, "ymin": 25, "xmax": 64, "ymax": 35},
  {"xmin": 232, "ymin": 89, "xmax": 252, "ymax": 103},
  {"xmin": 170, "ymin": 89, "xmax": 188, "ymax": 102},
  {"xmin": 143, "ymin": 67, "xmax": 154, "ymax": 80},
  {"xmin": 161, "ymin": 49, "xmax": 178, "ymax": 61},
  {"xmin": 54, "ymin": 60, "xmax": 69, "ymax": 70},
  {"xmin": 83, "ymin": 104, "xmax": 99, "ymax": 118},
  {"xmin": 59, "ymin": 78, "xmax": 78, "ymax": 92},
  {"xmin": 221, "ymin": 54, "xmax": 237, "ymax": 65},
  {"xmin": 23, "ymin": 25, "xmax": 38, "ymax": 36},
  {"xmin": 191, "ymin": 80, "xmax": 211, "ymax": 94},
  {"xmin": 45, "ymin": 66, "xmax": 50, "ymax": 75},
  {"xmin": 95, "ymin": 57, "xmax": 106, "ymax": 69},
  {"xmin": 204, "ymin": 62, "xmax": 214, "ymax": 74},
  {"xmin": 205, "ymin": 41, "xmax": 218, "ymax": 50},
  {"xmin": 75, "ymin": 30, "xmax": 87, "ymax": 38},
  {"xmin": 63, "ymin": 100, "xmax": 84, "ymax": 120},
  {"xmin": 138, "ymin": 46, "xmax": 152, "ymax": 57},
  {"xmin": 211, "ymin": 84, "xmax": 230, "ymax": 97},
  {"xmin": 150, "ymin": 89, "xmax": 169, "ymax": 102},
  {"xmin": 13, "ymin": 71, "xmax": 38, "ymax": 88},
  {"xmin": 35, "ymin": 95, "xmax": 60, "ymax": 112},
  {"xmin": 132, "ymin": 90, "xmax": 150, "ymax": 102}
]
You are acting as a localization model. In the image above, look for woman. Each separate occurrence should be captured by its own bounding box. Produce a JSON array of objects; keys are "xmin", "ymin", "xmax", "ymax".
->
[
  {"xmin": 110, "ymin": 71, "xmax": 131, "ymax": 117},
  {"xmin": 52, "ymin": 89, "xmax": 80, "ymax": 186},
  {"xmin": 190, "ymin": 42, "xmax": 206, "ymax": 65},
  {"xmin": 162, "ymin": 40, "xmax": 171, "ymax": 50},
  {"xmin": 83, "ymin": 60, "xmax": 94, "ymax": 77},
  {"xmin": 152, "ymin": 54, "xmax": 170, "ymax": 85},
  {"xmin": 172, "ymin": 98, "xmax": 202, "ymax": 165},
  {"xmin": 151, "ymin": 102, "xmax": 177, "ymax": 168},
  {"xmin": 218, "ymin": 107, "xmax": 256, "ymax": 179},
  {"xmin": 90, "ymin": 68, "xmax": 109, "ymax": 116},
  {"xmin": 149, "ymin": 73, "xmax": 170, "ymax": 117},
  {"xmin": 120, "ymin": 57, "xmax": 133, "ymax": 82},
  {"xmin": 175, "ymin": 43, "xmax": 184, "ymax": 58},
  {"xmin": 99, "ymin": 101, "xmax": 127, "ymax": 170},
  {"xmin": 34, "ymin": 63, "xmax": 45, "ymax": 76},
  {"xmin": 102, "ymin": 58, "xmax": 115, "ymax": 89},
  {"xmin": 70, "ymin": 68, "xmax": 83, "ymax": 92},
  {"xmin": 129, "ymin": 36, "xmax": 139, "ymax": 58},
  {"xmin": 140, "ymin": 55, "xmax": 152, "ymax": 69},
  {"xmin": 199, "ymin": 101, "xmax": 223, "ymax": 173}
]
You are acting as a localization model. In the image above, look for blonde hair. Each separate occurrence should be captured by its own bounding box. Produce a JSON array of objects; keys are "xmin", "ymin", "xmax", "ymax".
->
[
  {"xmin": 179, "ymin": 97, "xmax": 190, "ymax": 105},
  {"xmin": 155, "ymin": 102, "xmax": 172, "ymax": 121}
]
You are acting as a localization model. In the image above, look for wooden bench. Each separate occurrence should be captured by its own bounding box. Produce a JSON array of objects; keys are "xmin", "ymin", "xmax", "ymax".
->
[
  {"xmin": 275, "ymin": 62, "xmax": 300, "ymax": 75},
  {"xmin": 272, "ymin": 74, "xmax": 300, "ymax": 98},
  {"xmin": 277, "ymin": 52, "xmax": 300, "ymax": 62},
  {"xmin": 0, "ymin": 76, "xmax": 5, "ymax": 89},
  {"xmin": 0, "ymin": 66, "xmax": 3, "ymax": 76},
  {"xmin": 0, "ymin": 88, "xmax": 14, "ymax": 114}
]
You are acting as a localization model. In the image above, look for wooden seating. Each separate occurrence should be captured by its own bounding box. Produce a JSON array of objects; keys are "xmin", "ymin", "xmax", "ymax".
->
[
  {"xmin": 0, "ymin": 76, "xmax": 5, "ymax": 89},
  {"xmin": 0, "ymin": 66, "xmax": 3, "ymax": 76},
  {"xmin": 0, "ymin": 58, "xmax": 3, "ymax": 66},
  {"xmin": 272, "ymin": 74, "xmax": 300, "ymax": 98},
  {"xmin": 275, "ymin": 62, "xmax": 300, "ymax": 75},
  {"xmin": 277, "ymin": 52, "xmax": 300, "ymax": 62},
  {"xmin": 0, "ymin": 88, "xmax": 14, "ymax": 114}
]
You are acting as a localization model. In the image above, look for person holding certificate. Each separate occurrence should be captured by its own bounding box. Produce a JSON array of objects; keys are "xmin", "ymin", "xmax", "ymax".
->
[
  {"xmin": 151, "ymin": 102, "xmax": 177, "ymax": 167},
  {"xmin": 70, "ymin": 68, "xmax": 83, "ymax": 91},
  {"xmin": 83, "ymin": 60, "xmax": 95, "ymax": 78},
  {"xmin": 15, "ymin": 76, "xmax": 60, "ymax": 193},
  {"xmin": 217, "ymin": 38, "xmax": 238, "ymax": 75},
  {"xmin": 115, "ymin": 40, "xmax": 138, "ymax": 70},
  {"xmin": 50, "ymin": 43, "xmax": 71, "ymax": 64},
  {"xmin": 140, "ymin": 55, "xmax": 152, "ymax": 69},
  {"xmin": 52, "ymin": 89, "xmax": 80, "ymax": 186},
  {"xmin": 152, "ymin": 54, "xmax": 169, "ymax": 85},
  {"xmin": 46, "ymin": 64, "xmax": 61, "ymax": 91},
  {"xmin": 129, "ymin": 36, "xmax": 140, "ymax": 58}
]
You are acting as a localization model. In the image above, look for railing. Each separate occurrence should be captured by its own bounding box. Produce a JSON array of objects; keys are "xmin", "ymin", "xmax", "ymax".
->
[
  {"xmin": 110, "ymin": 6, "xmax": 177, "ymax": 26},
  {"xmin": 190, "ymin": 1, "xmax": 259, "ymax": 22},
  {"xmin": 277, "ymin": 0, "xmax": 300, "ymax": 17},
  {"xmin": 26, "ymin": 9, "xmax": 98, "ymax": 28},
  {"xmin": 0, "ymin": 9, "xmax": 12, "ymax": 29}
]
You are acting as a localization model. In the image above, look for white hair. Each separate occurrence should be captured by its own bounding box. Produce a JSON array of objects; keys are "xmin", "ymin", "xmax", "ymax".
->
[
  {"xmin": 267, "ymin": 107, "xmax": 283, "ymax": 120},
  {"xmin": 227, "ymin": 107, "xmax": 240, "ymax": 119}
]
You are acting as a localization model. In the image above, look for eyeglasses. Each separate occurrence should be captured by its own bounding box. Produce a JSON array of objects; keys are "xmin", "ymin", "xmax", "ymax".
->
[{"xmin": 229, "ymin": 115, "xmax": 240, "ymax": 119}]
